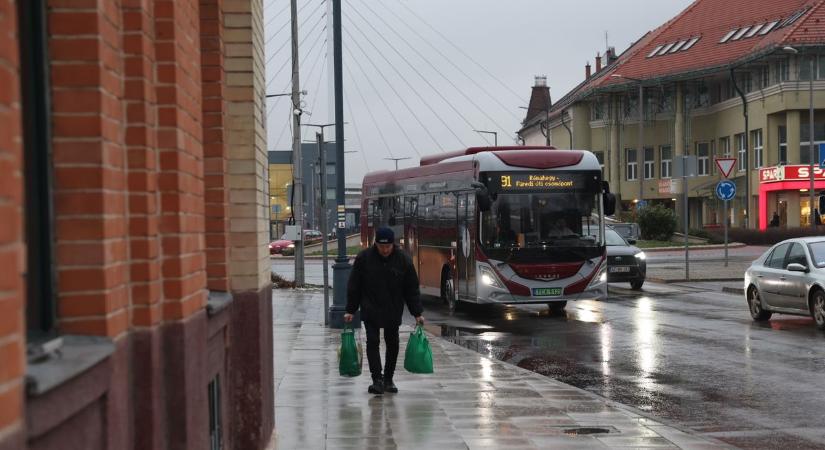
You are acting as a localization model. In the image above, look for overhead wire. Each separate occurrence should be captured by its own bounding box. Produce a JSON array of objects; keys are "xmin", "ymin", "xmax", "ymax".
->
[
  {"xmin": 342, "ymin": 59, "xmax": 395, "ymax": 159},
  {"xmin": 343, "ymin": 89, "xmax": 372, "ymax": 172},
  {"xmin": 263, "ymin": 0, "xmax": 310, "ymax": 47},
  {"xmin": 301, "ymin": 43, "xmax": 329, "ymax": 142},
  {"xmin": 343, "ymin": 9, "xmax": 467, "ymax": 148},
  {"xmin": 346, "ymin": 24, "xmax": 444, "ymax": 153},
  {"xmin": 347, "ymin": 1, "xmax": 510, "ymax": 139},
  {"xmin": 342, "ymin": 43, "xmax": 419, "ymax": 157},
  {"xmin": 263, "ymin": 1, "xmax": 290, "ymax": 35},
  {"xmin": 365, "ymin": 0, "xmax": 521, "ymax": 123},
  {"xmin": 265, "ymin": 3, "xmax": 325, "ymax": 71},
  {"xmin": 395, "ymin": 1, "xmax": 526, "ymax": 103},
  {"xmin": 265, "ymin": 9, "xmax": 326, "ymax": 95}
]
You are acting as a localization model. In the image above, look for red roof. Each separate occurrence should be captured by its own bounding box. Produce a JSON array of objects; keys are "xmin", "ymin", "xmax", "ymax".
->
[
  {"xmin": 419, "ymin": 146, "xmax": 556, "ymax": 166},
  {"xmin": 552, "ymin": 0, "xmax": 825, "ymax": 113}
]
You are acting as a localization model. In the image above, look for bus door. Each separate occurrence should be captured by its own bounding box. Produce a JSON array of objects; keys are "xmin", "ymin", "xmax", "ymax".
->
[{"xmin": 456, "ymin": 193, "xmax": 476, "ymax": 301}]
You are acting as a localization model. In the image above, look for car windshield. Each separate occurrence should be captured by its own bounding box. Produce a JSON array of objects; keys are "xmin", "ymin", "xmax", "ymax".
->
[
  {"xmin": 479, "ymin": 192, "xmax": 604, "ymax": 262},
  {"xmin": 605, "ymin": 229, "xmax": 628, "ymax": 246},
  {"xmin": 808, "ymin": 241, "xmax": 825, "ymax": 268}
]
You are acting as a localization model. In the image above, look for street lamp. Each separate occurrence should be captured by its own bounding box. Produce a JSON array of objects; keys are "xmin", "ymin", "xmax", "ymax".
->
[
  {"xmin": 611, "ymin": 74, "xmax": 645, "ymax": 208},
  {"xmin": 384, "ymin": 157, "xmax": 411, "ymax": 170},
  {"xmin": 784, "ymin": 46, "xmax": 817, "ymax": 226},
  {"xmin": 266, "ymin": 90, "xmax": 306, "ymax": 98},
  {"xmin": 473, "ymin": 129, "xmax": 498, "ymax": 147}
]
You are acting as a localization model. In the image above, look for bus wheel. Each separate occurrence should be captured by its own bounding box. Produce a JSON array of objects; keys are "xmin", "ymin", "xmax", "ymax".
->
[
  {"xmin": 547, "ymin": 301, "xmax": 567, "ymax": 314},
  {"xmin": 442, "ymin": 274, "xmax": 458, "ymax": 312}
]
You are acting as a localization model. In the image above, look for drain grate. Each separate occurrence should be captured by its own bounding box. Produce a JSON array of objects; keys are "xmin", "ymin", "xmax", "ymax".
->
[{"xmin": 563, "ymin": 427, "xmax": 612, "ymax": 435}]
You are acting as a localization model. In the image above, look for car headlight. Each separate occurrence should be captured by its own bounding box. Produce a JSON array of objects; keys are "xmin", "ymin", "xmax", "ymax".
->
[
  {"xmin": 478, "ymin": 265, "xmax": 503, "ymax": 289},
  {"xmin": 287, "ymin": 243, "xmax": 295, "ymax": 248},
  {"xmin": 634, "ymin": 251, "xmax": 646, "ymax": 260}
]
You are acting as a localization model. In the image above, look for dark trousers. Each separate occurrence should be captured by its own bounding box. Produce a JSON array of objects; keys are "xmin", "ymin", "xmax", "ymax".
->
[{"xmin": 364, "ymin": 322, "xmax": 399, "ymax": 381}]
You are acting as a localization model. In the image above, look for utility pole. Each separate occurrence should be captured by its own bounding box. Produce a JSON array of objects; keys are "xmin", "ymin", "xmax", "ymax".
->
[
  {"xmin": 304, "ymin": 123, "xmax": 336, "ymax": 325},
  {"xmin": 384, "ymin": 157, "xmax": 411, "ymax": 170},
  {"xmin": 290, "ymin": 0, "xmax": 305, "ymax": 286},
  {"xmin": 330, "ymin": 0, "xmax": 351, "ymax": 328}
]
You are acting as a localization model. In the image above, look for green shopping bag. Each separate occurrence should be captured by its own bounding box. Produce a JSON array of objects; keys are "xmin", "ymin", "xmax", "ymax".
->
[
  {"xmin": 338, "ymin": 324, "xmax": 362, "ymax": 377},
  {"xmin": 403, "ymin": 325, "xmax": 434, "ymax": 374}
]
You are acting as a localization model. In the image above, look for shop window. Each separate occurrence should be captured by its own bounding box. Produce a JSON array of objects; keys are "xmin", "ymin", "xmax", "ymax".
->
[
  {"xmin": 660, "ymin": 145, "xmax": 672, "ymax": 179},
  {"xmin": 752, "ymin": 129, "xmax": 763, "ymax": 168},
  {"xmin": 697, "ymin": 142, "xmax": 710, "ymax": 176},
  {"xmin": 625, "ymin": 148, "xmax": 638, "ymax": 181},
  {"xmin": 778, "ymin": 126, "xmax": 787, "ymax": 165},
  {"xmin": 644, "ymin": 147, "xmax": 655, "ymax": 179}
]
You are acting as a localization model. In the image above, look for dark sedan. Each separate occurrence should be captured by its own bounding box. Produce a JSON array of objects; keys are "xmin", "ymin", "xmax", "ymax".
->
[{"xmin": 605, "ymin": 228, "xmax": 646, "ymax": 290}]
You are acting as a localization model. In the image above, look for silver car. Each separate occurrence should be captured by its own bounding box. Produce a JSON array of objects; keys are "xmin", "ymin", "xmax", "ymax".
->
[{"xmin": 744, "ymin": 237, "xmax": 825, "ymax": 329}]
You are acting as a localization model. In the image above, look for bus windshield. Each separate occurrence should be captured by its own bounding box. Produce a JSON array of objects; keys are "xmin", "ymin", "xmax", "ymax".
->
[{"xmin": 479, "ymin": 191, "xmax": 604, "ymax": 262}]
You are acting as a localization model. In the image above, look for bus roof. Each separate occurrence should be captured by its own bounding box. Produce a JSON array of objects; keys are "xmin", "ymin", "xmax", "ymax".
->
[{"xmin": 420, "ymin": 146, "xmax": 556, "ymax": 166}]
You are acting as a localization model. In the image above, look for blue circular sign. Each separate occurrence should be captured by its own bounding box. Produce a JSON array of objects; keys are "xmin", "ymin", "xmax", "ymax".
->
[{"xmin": 716, "ymin": 180, "xmax": 736, "ymax": 201}]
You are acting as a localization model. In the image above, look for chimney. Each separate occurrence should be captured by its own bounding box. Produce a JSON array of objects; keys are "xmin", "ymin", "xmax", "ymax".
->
[
  {"xmin": 606, "ymin": 46, "xmax": 618, "ymax": 64},
  {"xmin": 595, "ymin": 53, "xmax": 602, "ymax": 72},
  {"xmin": 534, "ymin": 75, "xmax": 547, "ymax": 87},
  {"xmin": 585, "ymin": 62, "xmax": 592, "ymax": 79}
]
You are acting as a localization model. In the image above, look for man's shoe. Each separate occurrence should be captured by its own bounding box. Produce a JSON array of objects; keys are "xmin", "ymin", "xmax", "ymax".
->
[
  {"xmin": 383, "ymin": 378, "xmax": 398, "ymax": 394},
  {"xmin": 368, "ymin": 378, "xmax": 384, "ymax": 395}
]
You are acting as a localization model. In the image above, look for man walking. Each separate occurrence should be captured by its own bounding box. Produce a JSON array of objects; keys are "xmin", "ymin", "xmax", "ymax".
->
[{"xmin": 345, "ymin": 227, "xmax": 424, "ymax": 395}]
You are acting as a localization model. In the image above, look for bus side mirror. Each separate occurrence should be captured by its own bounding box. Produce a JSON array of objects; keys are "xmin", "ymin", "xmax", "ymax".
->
[
  {"xmin": 472, "ymin": 182, "xmax": 492, "ymax": 212},
  {"xmin": 603, "ymin": 193, "xmax": 616, "ymax": 216}
]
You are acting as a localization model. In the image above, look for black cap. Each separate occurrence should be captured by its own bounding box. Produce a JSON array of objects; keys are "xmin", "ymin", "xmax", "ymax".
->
[{"xmin": 375, "ymin": 227, "xmax": 394, "ymax": 244}]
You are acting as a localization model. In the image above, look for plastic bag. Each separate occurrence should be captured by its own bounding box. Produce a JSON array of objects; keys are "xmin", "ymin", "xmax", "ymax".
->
[
  {"xmin": 403, "ymin": 325, "xmax": 434, "ymax": 374},
  {"xmin": 338, "ymin": 324, "xmax": 363, "ymax": 377}
]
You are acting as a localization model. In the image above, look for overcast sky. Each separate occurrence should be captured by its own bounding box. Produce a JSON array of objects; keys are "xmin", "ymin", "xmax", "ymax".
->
[{"xmin": 264, "ymin": 0, "xmax": 694, "ymax": 183}]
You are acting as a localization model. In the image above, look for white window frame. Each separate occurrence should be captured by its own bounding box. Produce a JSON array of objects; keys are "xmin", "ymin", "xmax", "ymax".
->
[
  {"xmin": 736, "ymin": 133, "xmax": 746, "ymax": 171},
  {"xmin": 626, "ymin": 148, "xmax": 638, "ymax": 181},
  {"xmin": 720, "ymin": 136, "xmax": 731, "ymax": 158},
  {"xmin": 752, "ymin": 129, "xmax": 763, "ymax": 168},
  {"xmin": 697, "ymin": 142, "xmax": 710, "ymax": 176},
  {"xmin": 660, "ymin": 145, "xmax": 672, "ymax": 179},
  {"xmin": 644, "ymin": 147, "xmax": 655, "ymax": 180}
]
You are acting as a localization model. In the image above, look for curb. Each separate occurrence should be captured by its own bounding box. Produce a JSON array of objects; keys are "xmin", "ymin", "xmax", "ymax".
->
[
  {"xmin": 647, "ymin": 277, "xmax": 742, "ymax": 284},
  {"xmin": 641, "ymin": 242, "xmax": 746, "ymax": 252}
]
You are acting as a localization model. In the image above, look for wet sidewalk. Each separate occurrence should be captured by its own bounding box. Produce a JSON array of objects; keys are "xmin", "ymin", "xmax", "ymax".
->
[{"xmin": 269, "ymin": 289, "xmax": 729, "ymax": 449}]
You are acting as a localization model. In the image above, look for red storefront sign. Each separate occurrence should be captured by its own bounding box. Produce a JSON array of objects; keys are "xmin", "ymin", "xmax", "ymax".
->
[{"xmin": 760, "ymin": 165, "xmax": 825, "ymax": 183}]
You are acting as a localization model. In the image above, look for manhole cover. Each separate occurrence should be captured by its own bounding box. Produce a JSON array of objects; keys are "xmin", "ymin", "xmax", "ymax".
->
[{"xmin": 564, "ymin": 427, "xmax": 612, "ymax": 435}]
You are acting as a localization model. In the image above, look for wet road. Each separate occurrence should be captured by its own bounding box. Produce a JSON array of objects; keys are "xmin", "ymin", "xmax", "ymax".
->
[
  {"xmin": 272, "ymin": 258, "xmax": 825, "ymax": 448},
  {"xmin": 424, "ymin": 283, "xmax": 825, "ymax": 449}
]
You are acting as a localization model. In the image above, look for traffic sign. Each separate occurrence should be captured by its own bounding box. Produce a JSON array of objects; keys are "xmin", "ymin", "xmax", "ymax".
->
[
  {"xmin": 819, "ymin": 143, "xmax": 825, "ymax": 169},
  {"xmin": 715, "ymin": 180, "xmax": 736, "ymax": 201},
  {"xmin": 715, "ymin": 158, "xmax": 736, "ymax": 178}
]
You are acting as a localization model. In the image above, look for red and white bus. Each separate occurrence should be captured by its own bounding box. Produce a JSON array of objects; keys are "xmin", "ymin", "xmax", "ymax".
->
[{"xmin": 359, "ymin": 146, "xmax": 616, "ymax": 312}]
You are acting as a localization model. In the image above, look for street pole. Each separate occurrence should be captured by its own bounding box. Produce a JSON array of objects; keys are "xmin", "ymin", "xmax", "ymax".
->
[
  {"xmin": 810, "ymin": 55, "xmax": 816, "ymax": 227},
  {"xmin": 474, "ymin": 129, "xmax": 498, "ymax": 147},
  {"xmin": 318, "ymin": 131, "xmax": 330, "ymax": 325},
  {"xmin": 290, "ymin": 0, "xmax": 305, "ymax": 286},
  {"xmin": 330, "ymin": 0, "xmax": 351, "ymax": 328},
  {"xmin": 384, "ymin": 157, "xmax": 411, "ymax": 170},
  {"xmin": 683, "ymin": 156, "xmax": 690, "ymax": 280},
  {"xmin": 724, "ymin": 199, "xmax": 729, "ymax": 267}
]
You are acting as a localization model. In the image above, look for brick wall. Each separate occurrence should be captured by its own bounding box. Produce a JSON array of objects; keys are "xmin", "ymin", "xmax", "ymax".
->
[
  {"xmin": 49, "ymin": 0, "xmax": 130, "ymax": 338},
  {"xmin": 0, "ymin": 0, "xmax": 24, "ymax": 445}
]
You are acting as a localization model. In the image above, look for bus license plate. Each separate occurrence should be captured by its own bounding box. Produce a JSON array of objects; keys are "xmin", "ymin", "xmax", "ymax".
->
[
  {"xmin": 532, "ymin": 287, "xmax": 562, "ymax": 297},
  {"xmin": 609, "ymin": 266, "xmax": 631, "ymax": 273}
]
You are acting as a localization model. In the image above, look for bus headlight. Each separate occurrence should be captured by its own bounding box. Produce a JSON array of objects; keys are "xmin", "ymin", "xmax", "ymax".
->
[
  {"xmin": 634, "ymin": 251, "xmax": 646, "ymax": 260},
  {"xmin": 478, "ymin": 265, "xmax": 503, "ymax": 289}
]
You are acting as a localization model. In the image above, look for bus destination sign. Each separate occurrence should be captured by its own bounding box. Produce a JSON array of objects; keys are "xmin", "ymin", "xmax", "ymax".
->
[{"xmin": 496, "ymin": 173, "xmax": 578, "ymax": 191}]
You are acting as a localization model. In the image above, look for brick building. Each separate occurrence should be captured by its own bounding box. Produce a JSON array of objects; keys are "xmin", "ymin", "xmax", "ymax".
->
[
  {"xmin": 1, "ymin": 0, "xmax": 273, "ymax": 449},
  {"xmin": 520, "ymin": 0, "xmax": 825, "ymax": 230}
]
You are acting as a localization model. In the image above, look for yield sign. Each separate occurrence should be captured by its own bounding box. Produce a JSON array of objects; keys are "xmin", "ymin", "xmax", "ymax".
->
[{"xmin": 715, "ymin": 158, "xmax": 736, "ymax": 178}]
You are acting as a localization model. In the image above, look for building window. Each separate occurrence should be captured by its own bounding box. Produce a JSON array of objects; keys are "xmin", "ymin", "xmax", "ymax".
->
[
  {"xmin": 774, "ymin": 58, "xmax": 790, "ymax": 83},
  {"xmin": 660, "ymin": 145, "xmax": 672, "ymax": 178},
  {"xmin": 593, "ymin": 151, "xmax": 604, "ymax": 172},
  {"xmin": 626, "ymin": 148, "xmax": 638, "ymax": 181},
  {"xmin": 325, "ymin": 164, "xmax": 335, "ymax": 176},
  {"xmin": 779, "ymin": 125, "xmax": 787, "ymax": 164},
  {"xmin": 720, "ymin": 136, "xmax": 731, "ymax": 158},
  {"xmin": 697, "ymin": 142, "xmax": 710, "ymax": 176},
  {"xmin": 800, "ymin": 122, "xmax": 825, "ymax": 165},
  {"xmin": 208, "ymin": 375, "xmax": 223, "ymax": 450},
  {"xmin": 20, "ymin": 0, "xmax": 57, "ymax": 341},
  {"xmin": 644, "ymin": 147, "xmax": 655, "ymax": 179},
  {"xmin": 590, "ymin": 100, "xmax": 605, "ymax": 120},
  {"xmin": 736, "ymin": 133, "xmax": 746, "ymax": 171},
  {"xmin": 752, "ymin": 129, "xmax": 763, "ymax": 168}
]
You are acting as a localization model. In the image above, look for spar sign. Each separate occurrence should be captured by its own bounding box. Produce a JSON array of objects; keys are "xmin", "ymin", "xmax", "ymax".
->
[{"xmin": 759, "ymin": 165, "xmax": 825, "ymax": 183}]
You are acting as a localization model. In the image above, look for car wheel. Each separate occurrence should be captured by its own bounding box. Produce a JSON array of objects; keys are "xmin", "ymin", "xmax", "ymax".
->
[
  {"xmin": 747, "ymin": 286, "xmax": 772, "ymax": 321},
  {"xmin": 547, "ymin": 301, "xmax": 567, "ymax": 314},
  {"xmin": 630, "ymin": 278, "xmax": 644, "ymax": 290},
  {"xmin": 810, "ymin": 289, "xmax": 825, "ymax": 330}
]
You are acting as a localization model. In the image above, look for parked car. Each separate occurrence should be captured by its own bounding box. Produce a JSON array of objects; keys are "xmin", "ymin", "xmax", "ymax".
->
[
  {"xmin": 744, "ymin": 237, "xmax": 825, "ymax": 329},
  {"xmin": 273, "ymin": 230, "xmax": 324, "ymax": 256},
  {"xmin": 605, "ymin": 227, "xmax": 646, "ymax": 290}
]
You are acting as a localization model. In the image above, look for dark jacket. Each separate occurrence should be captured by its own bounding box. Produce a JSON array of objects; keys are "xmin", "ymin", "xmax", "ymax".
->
[{"xmin": 346, "ymin": 245, "xmax": 423, "ymax": 327}]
